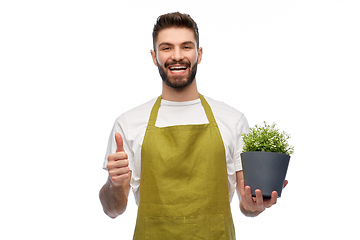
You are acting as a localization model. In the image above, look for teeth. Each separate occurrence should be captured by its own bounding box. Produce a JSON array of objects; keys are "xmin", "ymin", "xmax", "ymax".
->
[{"xmin": 170, "ymin": 66, "xmax": 187, "ymax": 71}]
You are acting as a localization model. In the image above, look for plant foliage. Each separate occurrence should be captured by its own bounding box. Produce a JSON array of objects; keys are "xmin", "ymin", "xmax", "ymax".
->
[{"xmin": 241, "ymin": 122, "xmax": 294, "ymax": 156}]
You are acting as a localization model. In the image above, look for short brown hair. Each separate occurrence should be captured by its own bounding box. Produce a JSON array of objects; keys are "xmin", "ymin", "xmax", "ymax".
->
[{"xmin": 152, "ymin": 12, "xmax": 199, "ymax": 50}]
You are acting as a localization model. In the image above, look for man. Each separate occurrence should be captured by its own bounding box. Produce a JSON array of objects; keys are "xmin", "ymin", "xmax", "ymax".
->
[{"xmin": 99, "ymin": 12, "xmax": 286, "ymax": 239}]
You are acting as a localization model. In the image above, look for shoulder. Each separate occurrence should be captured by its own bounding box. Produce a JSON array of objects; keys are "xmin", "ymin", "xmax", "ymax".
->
[
  {"xmin": 125, "ymin": 97, "xmax": 157, "ymax": 117},
  {"xmin": 115, "ymin": 98, "xmax": 157, "ymax": 124},
  {"xmin": 204, "ymin": 95, "xmax": 249, "ymax": 136},
  {"xmin": 204, "ymin": 95, "xmax": 246, "ymax": 122}
]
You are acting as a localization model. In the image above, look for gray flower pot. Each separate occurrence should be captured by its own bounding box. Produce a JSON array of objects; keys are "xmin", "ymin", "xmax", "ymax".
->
[{"xmin": 241, "ymin": 151, "xmax": 290, "ymax": 198}]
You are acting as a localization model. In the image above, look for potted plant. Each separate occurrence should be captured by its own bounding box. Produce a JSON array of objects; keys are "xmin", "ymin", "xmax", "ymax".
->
[{"xmin": 241, "ymin": 122, "xmax": 294, "ymax": 199}]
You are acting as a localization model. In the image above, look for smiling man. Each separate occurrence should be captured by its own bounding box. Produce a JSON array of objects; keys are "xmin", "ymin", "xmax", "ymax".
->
[{"xmin": 99, "ymin": 12, "xmax": 283, "ymax": 240}]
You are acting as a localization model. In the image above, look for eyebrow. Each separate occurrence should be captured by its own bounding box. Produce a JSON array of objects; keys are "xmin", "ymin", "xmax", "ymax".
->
[
  {"xmin": 158, "ymin": 42, "xmax": 173, "ymax": 47},
  {"xmin": 158, "ymin": 41, "xmax": 196, "ymax": 47},
  {"xmin": 181, "ymin": 41, "xmax": 196, "ymax": 46}
]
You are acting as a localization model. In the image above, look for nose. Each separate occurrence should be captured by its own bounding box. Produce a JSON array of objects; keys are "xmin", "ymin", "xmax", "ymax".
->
[{"xmin": 171, "ymin": 46, "xmax": 184, "ymax": 61}]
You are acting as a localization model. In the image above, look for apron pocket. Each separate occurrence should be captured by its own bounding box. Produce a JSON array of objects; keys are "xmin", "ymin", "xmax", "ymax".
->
[{"xmin": 145, "ymin": 214, "xmax": 226, "ymax": 240}]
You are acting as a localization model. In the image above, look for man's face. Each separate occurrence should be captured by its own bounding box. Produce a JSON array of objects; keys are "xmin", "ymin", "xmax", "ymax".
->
[{"xmin": 151, "ymin": 28, "xmax": 202, "ymax": 89}]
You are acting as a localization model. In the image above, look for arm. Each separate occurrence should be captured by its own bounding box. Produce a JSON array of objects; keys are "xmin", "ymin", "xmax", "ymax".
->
[
  {"xmin": 99, "ymin": 133, "xmax": 131, "ymax": 219},
  {"xmin": 236, "ymin": 170, "xmax": 288, "ymax": 217},
  {"xmin": 99, "ymin": 173, "xmax": 131, "ymax": 218}
]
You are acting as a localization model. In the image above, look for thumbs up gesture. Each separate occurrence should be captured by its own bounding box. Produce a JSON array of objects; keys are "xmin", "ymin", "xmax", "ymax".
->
[{"xmin": 107, "ymin": 132, "xmax": 130, "ymax": 187}]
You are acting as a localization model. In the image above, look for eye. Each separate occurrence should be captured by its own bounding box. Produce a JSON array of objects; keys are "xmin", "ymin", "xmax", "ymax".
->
[
  {"xmin": 160, "ymin": 46, "xmax": 171, "ymax": 51},
  {"xmin": 183, "ymin": 44, "xmax": 195, "ymax": 50}
]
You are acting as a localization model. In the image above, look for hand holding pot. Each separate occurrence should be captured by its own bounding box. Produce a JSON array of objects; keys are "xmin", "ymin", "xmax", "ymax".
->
[{"xmin": 239, "ymin": 180, "xmax": 288, "ymax": 213}]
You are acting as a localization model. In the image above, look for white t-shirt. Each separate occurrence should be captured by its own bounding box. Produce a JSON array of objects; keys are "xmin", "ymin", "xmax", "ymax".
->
[{"xmin": 103, "ymin": 96, "xmax": 249, "ymax": 205}]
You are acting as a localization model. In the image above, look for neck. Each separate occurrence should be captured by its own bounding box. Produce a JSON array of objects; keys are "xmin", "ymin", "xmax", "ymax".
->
[{"xmin": 161, "ymin": 78, "xmax": 199, "ymax": 102}]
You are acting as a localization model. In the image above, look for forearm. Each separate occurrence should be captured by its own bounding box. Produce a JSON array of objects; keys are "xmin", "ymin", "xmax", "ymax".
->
[{"xmin": 99, "ymin": 178, "xmax": 128, "ymax": 218}]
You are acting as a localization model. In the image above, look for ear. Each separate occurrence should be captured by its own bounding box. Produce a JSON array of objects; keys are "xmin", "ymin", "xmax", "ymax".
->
[
  {"xmin": 197, "ymin": 47, "xmax": 203, "ymax": 64},
  {"xmin": 150, "ymin": 50, "xmax": 158, "ymax": 66}
]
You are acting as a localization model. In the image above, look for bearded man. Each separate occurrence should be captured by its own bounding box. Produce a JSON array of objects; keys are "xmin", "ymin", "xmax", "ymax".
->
[{"xmin": 99, "ymin": 12, "xmax": 285, "ymax": 240}]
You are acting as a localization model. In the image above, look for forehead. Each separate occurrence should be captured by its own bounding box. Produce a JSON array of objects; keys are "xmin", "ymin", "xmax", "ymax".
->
[{"xmin": 156, "ymin": 27, "xmax": 196, "ymax": 47}]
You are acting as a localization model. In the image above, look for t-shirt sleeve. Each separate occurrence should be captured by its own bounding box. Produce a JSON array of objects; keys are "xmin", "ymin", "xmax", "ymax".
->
[
  {"xmin": 234, "ymin": 114, "xmax": 250, "ymax": 172},
  {"xmin": 103, "ymin": 115, "xmax": 133, "ymax": 171}
]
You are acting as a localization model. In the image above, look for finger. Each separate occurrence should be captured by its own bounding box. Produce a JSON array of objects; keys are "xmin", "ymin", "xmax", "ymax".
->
[
  {"xmin": 272, "ymin": 191, "xmax": 278, "ymax": 204},
  {"xmin": 244, "ymin": 186, "xmax": 256, "ymax": 211},
  {"xmin": 239, "ymin": 180, "xmax": 250, "ymax": 210},
  {"xmin": 254, "ymin": 189, "xmax": 264, "ymax": 210},
  {"xmin": 107, "ymin": 152, "xmax": 128, "ymax": 163},
  {"xmin": 110, "ymin": 173, "xmax": 129, "ymax": 186},
  {"xmin": 265, "ymin": 191, "xmax": 278, "ymax": 208},
  {"xmin": 244, "ymin": 186, "xmax": 253, "ymax": 202},
  {"xmin": 109, "ymin": 165, "xmax": 130, "ymax": 177},
  {"xmin": 239, "ymin": 180, "xmax": 246, "ymax": 198},
  {"xmin": 107, "ymin": 158, "xmax": 129, "ymax": 170},
  {"xmin": 283, "ymin": 180, "xmax": 288, "ymax": 189},
  {"xmin": 115, "ymin": 132, "xmax": 124, "ymax": 153}
]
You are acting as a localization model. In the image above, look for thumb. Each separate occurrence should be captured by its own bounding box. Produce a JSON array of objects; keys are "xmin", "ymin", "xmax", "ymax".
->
[
  {"xmin": 115, "ymin": 132, "xmax": 124, "ymax": 153},
  {"xmin": 283, "ymin": 180, "xmax": 289, "ymax": 189}
]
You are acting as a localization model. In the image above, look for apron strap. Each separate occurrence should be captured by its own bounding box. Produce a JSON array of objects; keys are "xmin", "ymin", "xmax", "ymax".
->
[
  {"xmin": 199, "ymin": 93, "xmax": 217, "ymax": 126},
  {"xmin": 147, "ymin": 95, "xmax": 162, "ymax": 127},
  {"xmin": 147, "ymin": 93, "xmax": 217, "ymax": 127}
]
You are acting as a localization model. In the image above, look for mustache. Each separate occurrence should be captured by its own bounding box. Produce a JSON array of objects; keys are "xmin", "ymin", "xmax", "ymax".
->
[{"xmin": 164, "ymin": 60, "xmax": 191, "ymax": 68}]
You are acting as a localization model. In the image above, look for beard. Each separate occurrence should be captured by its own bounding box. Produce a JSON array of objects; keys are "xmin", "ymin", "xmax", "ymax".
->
[{"xmin": 157, "ymin": 58, "xmax": 198, "ymax": 89}]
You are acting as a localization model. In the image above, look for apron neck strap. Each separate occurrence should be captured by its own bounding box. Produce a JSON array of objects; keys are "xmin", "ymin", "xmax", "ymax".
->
[
  {"xmin": 148, "ymin": 95, "xmax": 162, "ymax": 127},
  {"xmin": 147, "ymin": 93, "xmax": 217, "ymax": 127},
  {"xmin": 199, "ymin": 93, "xmax": 217, "ymax": 125}
]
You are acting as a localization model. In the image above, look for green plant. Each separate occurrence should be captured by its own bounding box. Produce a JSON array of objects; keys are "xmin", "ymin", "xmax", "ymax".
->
[{"xmin": 241, "ymin": 122, "xmax": 294, "ymax": 155}]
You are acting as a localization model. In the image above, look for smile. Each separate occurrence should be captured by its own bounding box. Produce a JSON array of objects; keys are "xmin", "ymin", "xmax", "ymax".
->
[{"xmin": 168, "ymin": 65, "xmax": 188, "ymax": 74}]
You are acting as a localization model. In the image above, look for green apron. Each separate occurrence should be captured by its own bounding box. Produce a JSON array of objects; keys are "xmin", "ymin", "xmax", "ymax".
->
[{"xmin": 133, "ymin": 94, "xmax": 236, "ymax": 240}]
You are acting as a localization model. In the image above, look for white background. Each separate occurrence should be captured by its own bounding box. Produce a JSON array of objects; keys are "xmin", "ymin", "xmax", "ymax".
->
[{"xmin": 1, "ymin": 0, "xmax": 359, "ymax": 239}]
